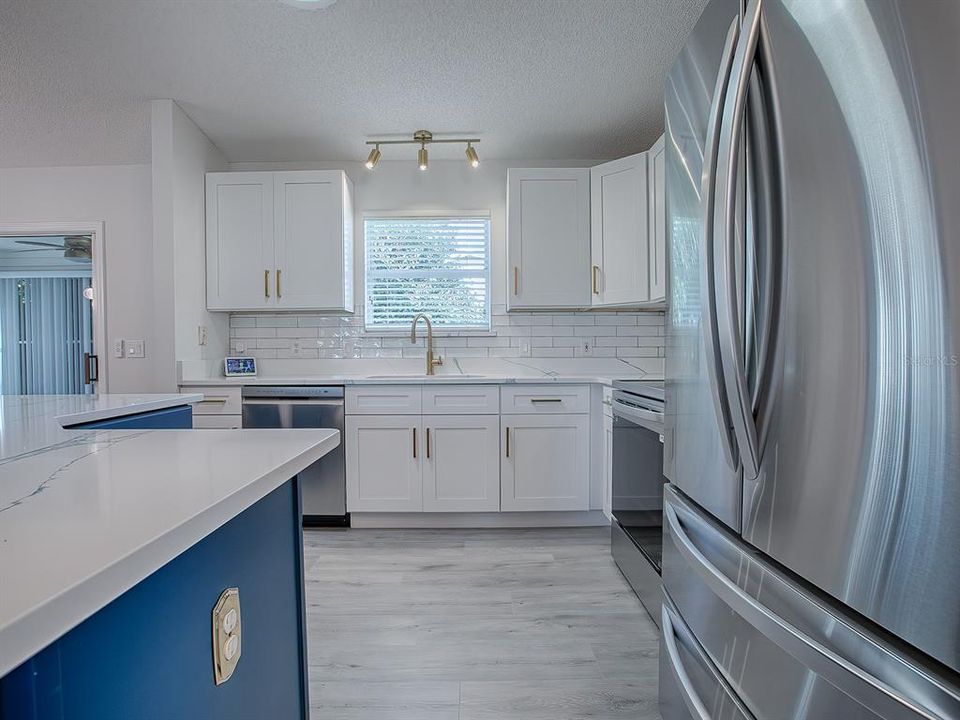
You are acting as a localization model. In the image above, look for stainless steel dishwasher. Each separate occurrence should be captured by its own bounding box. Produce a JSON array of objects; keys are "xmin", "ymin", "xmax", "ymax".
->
[{"xmin": 242, "ymin": 386, "xmax": 347, "ymax": 526}]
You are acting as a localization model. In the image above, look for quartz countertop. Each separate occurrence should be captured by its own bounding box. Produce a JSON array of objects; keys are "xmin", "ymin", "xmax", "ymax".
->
[
  {"xmin": 179, "ymin": 357, "xmax": 663, "ymax": 387},
  {"xmin": 0, "ymin": 394, "xmax": 341, "ymax": 677},
  {"xmin": 0, "ymin": 393, "xmax": 204, "ymax": 462}
]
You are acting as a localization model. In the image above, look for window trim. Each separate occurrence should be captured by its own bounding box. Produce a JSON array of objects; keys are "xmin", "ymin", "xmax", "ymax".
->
[{"xmin": 362, "ymin": 211, "xmax": 492, "ymax": 332}]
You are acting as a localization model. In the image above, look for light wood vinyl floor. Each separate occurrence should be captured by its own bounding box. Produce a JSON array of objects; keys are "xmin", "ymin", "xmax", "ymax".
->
[{"xmin": 303, "ymin": 526, "xmax": 662, "ymax": 720}]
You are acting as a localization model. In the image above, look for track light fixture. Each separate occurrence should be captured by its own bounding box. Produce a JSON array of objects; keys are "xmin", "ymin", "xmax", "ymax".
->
[
  {"xmin": 365, "ymin": 144, "xmax": 381, "ymax": 169},
  {"xmin": 465, "ymin": 142, "xmax": 479, "ymax": 168},
  {"xmin": 418, "ymin": 143, "xmax": 428, "ymax": 171},
  {"xmin": 363, "ymin": 130, "xmax": 480, "ymax": 171}
]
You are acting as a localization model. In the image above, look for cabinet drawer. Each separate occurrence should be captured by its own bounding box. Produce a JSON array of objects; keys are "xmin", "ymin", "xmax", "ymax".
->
[
  {"xmin": 346, "ymin": 386, "xmax": 422, "ymax": 415},
  {"xmin": 186, "ymin": 386, "xmax": 242, "ymax": 415},
  {"xmin": 500, "ymin": 385, "xmax": 590, "ymax": 414},
  {"xmin": 422, "ymin": 385, "xmax": 500, "ymax": 415},
  {"xmin": 193, "ymin": 414, "xmax": 242, "ymax": 429}
]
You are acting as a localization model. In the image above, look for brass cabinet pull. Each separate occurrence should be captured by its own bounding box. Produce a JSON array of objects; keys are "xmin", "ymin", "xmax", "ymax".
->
[
  {"xmin": 592, "ymin": 265, "xmax": 600, "ymax": 295},
  {"xmin": 513, "ymin": 267, "xmax": 519, "ymax": 295},
  {"xmin": 413, "ymin": 427, "xmax": 417, "ymax": 459},
  {"xmin": 264, "ymin": 269, "xmax": 270, "ymax": 298},
  {"xmin": 505, "ymin": 426, "xmax": 510, "ymax": 458},
  {"xmin": 276, "ymin": 269, "xmax": 282, "ymax": 298},
  {"xmin": 426, "ymin": 428, "xmax": 431, "ymax": 459},
  {"xmin": 530, "ymin": 398, "xmax": 563, "ymax": 404}
]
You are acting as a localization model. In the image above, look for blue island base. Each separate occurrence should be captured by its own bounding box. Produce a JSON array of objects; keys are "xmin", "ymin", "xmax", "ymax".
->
[{"xmin": 0, "ymin": 478, "xmax": 308, "ymax": 720}]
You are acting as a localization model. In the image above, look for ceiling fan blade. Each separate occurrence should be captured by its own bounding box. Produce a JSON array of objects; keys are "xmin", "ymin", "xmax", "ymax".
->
[{"xmin": 13, "ymin": 240, "xmax": 65, "ymax": 249}]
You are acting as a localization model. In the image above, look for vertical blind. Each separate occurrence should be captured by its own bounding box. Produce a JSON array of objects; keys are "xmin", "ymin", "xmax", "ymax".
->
[
  {"xmin": 0, "ymin": 276, "xmax": 93, "ymax": 394},
  {"xmin": 364, "ymin": 216, "xmax": 491, "ymax": 329}
]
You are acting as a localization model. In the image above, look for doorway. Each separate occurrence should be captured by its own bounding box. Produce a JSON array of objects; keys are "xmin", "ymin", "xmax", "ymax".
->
[{"xmin": 0, "ymin": 222, "xmax": 106, "ymax": 394}]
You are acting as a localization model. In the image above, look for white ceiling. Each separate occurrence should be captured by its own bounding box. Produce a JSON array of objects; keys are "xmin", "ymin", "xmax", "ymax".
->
[{"xmin": 0, "ymin": 0, "xmax": 707, "ymax": 168}]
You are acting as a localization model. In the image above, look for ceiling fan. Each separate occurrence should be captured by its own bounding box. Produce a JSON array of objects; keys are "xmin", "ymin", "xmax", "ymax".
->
[{"xmin": 11, "ymin": 236, "xmax": 92, "ymax": 262}]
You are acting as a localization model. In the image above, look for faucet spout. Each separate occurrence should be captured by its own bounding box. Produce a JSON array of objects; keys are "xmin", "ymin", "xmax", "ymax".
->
[{"xmin": 410, "ymin": 313, "xmax": 443, "ymax": 375}]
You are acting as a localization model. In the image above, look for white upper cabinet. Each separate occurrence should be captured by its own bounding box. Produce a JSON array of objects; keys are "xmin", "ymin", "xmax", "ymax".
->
[
  {"xmin": 205, "ymin": 172, "xmax": 275, "ymax": 311},
  {"xmin": 647, "ymin": 135, "xmax": 667, "ymax": 304},
  {"xmin": 206, "ymin": 170, "xmax": 353, "ymax": 312},
  {"xmin": 507, "ymin": 168, "xmax": 591, "ymax": 310},
  {"xmin": 590, "ymin": 152, "xmax": 650, "ymax": 306},
  {"xmin": 273, "ymin": 171, "xmax": 353, "ymax": 311}
]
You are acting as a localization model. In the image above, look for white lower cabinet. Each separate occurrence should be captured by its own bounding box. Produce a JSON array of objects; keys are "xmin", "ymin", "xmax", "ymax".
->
[
  {"xmin": 422, "ymin": 415, "xmax": 500, "ymax": 512},
  {"xmin": 346, "ymin": 416, "xmax": 423, "ymax": 512},
  {"xmin": 501, "ymin": 414, "xmax": 590, "ymax": 511}
]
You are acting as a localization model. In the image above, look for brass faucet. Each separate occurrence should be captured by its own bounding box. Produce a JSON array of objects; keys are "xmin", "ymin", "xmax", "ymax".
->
[{"xmin": 410, "ymin": 313, "xmax": 443, "ymax": 375}]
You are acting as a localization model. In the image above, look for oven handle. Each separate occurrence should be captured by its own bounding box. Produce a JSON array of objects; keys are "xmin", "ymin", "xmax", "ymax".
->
[{"xmin": 613, "ymin": 398, "xmax": 664, "ymax": 426}]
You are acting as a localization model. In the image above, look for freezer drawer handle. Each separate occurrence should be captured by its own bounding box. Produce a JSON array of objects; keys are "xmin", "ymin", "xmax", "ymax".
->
[
  {"xmin": 665, "ymin": 499, "xmax": 954, "ymax": 720},
  {"xmin": 661, "ymin": 605, "xmax": 712, "ymax": 720}
]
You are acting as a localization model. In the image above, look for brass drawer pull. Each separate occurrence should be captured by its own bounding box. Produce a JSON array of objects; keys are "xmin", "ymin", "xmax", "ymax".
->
[
  {"xmin": 592, "ymin": 265, "xmax": 600, "ymax": 295},
  {"xmin": 505, "ymin": 426, "xmax": 510, "ymax": 457},
  {"xmin": 413, "ymin": 427, "xmax": 417, "ymax": 459},
  {"xmin": 530, "ymin": 398, "xmax": 563, "ymax": 404},
  {"xmin": 276, "ymin": 268, "xmax": 282, "ymax": 298},
  {"xmin": 426, "ymin": 427, "xmax": 431, "ymax": 459},
  {"xmin": 264, "ymin": 269, "xmax": 270, "ymax": 298}
]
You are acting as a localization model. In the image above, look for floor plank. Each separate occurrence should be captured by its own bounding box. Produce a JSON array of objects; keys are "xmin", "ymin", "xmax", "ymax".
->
[{"xmin": 304, "ymin": 526, "xmax": 661, "ymax": 719}]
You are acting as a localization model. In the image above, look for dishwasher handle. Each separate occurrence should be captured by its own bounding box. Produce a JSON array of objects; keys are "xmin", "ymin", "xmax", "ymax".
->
[
  {"xmin": 242, "ymin": 386, "xmax": 344, "ymax": 400},
  {"xmin": 242, "ymin": 397, "xmax": 343, "ymax": 407}
]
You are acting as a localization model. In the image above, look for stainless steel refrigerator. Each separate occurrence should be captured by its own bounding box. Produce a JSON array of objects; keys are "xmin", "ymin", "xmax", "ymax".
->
[{"xmin": 661, "ymin": 0, "xmax": 960, "ymax": 717}]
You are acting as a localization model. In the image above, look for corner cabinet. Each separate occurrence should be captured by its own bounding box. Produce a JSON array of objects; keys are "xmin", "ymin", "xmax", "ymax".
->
[
  {"xmin": 647, "ymin": 135, "xmax": 667, "ymax": 304},
  {"xmin": 205, "ymin": 170, "xmax": 353, "ymax": 312},
  {"xmin": 506, "ymin": 168, "xmax": 591, "ymax": 310},
  {"xmin": 590, "ymin": 152, "xmax": 650, "ymax": 306}
]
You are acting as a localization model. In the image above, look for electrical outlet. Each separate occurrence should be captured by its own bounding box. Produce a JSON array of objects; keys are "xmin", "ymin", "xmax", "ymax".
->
[
  {"xmin": 113, "ymin": 339, "xmax": 125, "ymax": 358},
  {"xmin": 291, "ymin": 341, "xmax": 302, "ymax": 356},
  {"xmin": 232, "ymin": 340, "xmax": 246, "ymax": 354},
  {"xmin": 198, "ymin": 325, "xmax": 208, "ymax": 346},
  {"xmin": 519, "ymin": 339, "xmax": 532, "ymax": 357},
  {"xmin": 581, "ymin": 340, "xmax": 593, "ymax": 356},
  {"xmin": 126, "ymin": 340, "xmax": 146, "ymax": 358}
]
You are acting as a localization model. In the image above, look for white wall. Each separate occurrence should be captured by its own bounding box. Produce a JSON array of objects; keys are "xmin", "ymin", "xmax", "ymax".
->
[
  {"xmin": 0, "ymin": 164, "xmax": 156, "ymax": 392},
  {"xmin": 151, "ymin": 100, "xmax": 229, "ymax": 391}
]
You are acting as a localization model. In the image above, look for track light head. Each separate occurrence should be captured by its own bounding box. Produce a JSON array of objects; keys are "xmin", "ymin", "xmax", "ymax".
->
[
  {"xmin": 466, "ymin": 143, "xmax": 479, "ymax": 168},
  {"xmin": 365, "ymin": 145, "xmax": 381, "ymax": 170},
  {"xmin": 418, "ymin": 143, "xmax": 428, "ymax": 171}
]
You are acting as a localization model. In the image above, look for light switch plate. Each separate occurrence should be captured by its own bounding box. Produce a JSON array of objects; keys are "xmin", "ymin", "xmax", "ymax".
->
[{"xmin": 212, "ymin": 587, "xmax": 241, "ymax": 685}]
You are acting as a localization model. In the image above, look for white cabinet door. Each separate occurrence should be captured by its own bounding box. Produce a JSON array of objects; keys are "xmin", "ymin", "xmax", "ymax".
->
[
  {"xmin": 602, "ymin": 411, "xmax": 614, "ymax": 520},
  {"xmin": 274, "ymin": 171, "xmax": 353, "ymax": 312},
  {"xmin": 205, "ymin": 172, "xmax": 274, "ymax": 310},
  {"xmin": 648, "ymin": 135, "xmax": 667, "ymax": 304},
  {"xmin": 500, "ymin": 414, "xmax": 590, "ymax": 511},
  {"xmin": 590, "ymin": 153, "xmax": 649, "ymax": 306},
  {"xmin": 507, "ymin": 168, "xmax": 591, "ymax": 309},
  {"xmin": 422, "ymin": 415, "xmax": 500, "ymax": 512},
  {"xmin": 346, "ymin": 416, "xmax": 422, "ymax": 512}
]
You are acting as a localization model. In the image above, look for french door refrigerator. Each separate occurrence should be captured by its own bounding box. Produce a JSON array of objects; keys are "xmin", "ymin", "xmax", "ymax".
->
[{"xmin": 661, "ymin": 0, "xmax": 960, "ymax": 718}]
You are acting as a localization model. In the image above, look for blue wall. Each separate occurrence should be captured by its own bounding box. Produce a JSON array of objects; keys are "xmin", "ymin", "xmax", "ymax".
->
[{"xmin": 0, "ymin": 479, "xmax": 308, "ymax": 720}]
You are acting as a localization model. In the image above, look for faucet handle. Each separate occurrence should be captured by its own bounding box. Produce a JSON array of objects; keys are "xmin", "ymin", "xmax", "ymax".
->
[{"xmin": 433, "ymin": 354, "xmax": 444, "ymax": 367}]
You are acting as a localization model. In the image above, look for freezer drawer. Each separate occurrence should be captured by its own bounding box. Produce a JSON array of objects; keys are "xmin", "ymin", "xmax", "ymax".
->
[
  {"xmin": 662, "ymin": 485, "xmax": 960, "ymax": 720},
  {"xmin": 660, "ymin": 594, "xmax": 754, "ymax": 720}
]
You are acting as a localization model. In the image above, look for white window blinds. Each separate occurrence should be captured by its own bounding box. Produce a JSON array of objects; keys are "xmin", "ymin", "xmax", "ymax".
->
[{"xmin": 364, "ymin": 216, "xmax": 491, "ymax": 330}]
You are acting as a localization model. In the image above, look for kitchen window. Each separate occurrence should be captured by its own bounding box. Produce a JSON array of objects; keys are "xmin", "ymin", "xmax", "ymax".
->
[{"xmin": 364, "ymin": 215, "xmax": 491, "ymax": 330}]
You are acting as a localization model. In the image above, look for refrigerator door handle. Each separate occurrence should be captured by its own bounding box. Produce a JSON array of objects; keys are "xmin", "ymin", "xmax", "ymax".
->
[
  {"xmin": 665, "ymin": 497, "xmax": 960, "ymax": 720},
  {"xmin": 713, "ymin": 0, "xmax": 763, "ymax": 480},
  {"xmin": 700, "ymin": 15, "xmax": 742, "ymax": 473}
]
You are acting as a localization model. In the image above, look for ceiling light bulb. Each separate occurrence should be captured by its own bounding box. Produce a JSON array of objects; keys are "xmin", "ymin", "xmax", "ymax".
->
[
  {"xmin": 418, "ymin": 144, "xmax": 428, "ymax": 171},
  {"xmin": 365, "ymin": 145, "xmax": 381, "ymax": 170},
  {"xmin": 466, "ymin": 143, "xmax": 479, "ymax": 168}
]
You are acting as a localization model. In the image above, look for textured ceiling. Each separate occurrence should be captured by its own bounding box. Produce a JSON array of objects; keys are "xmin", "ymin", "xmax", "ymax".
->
[{"xmin": 0, "ymin": 0, "xmax": 707, "ymax": 167}]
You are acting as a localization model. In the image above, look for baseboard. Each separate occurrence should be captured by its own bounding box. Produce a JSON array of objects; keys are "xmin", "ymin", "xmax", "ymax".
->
[{"xmin": 349, "ymin": 510, "xmax": 610, "ymax": 529}]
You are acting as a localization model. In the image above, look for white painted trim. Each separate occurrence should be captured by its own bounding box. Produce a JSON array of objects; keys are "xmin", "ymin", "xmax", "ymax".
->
[
  {"xmin": 0, "ymin": 221, "xmax": 108, "ymax": 392},
  {"xmin": 349, "ymin": 510, "xmax": 609, "ymax": 529}
]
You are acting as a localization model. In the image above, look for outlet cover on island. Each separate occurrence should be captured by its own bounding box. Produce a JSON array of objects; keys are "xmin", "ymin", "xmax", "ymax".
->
[{"xmin": 126, "ymin": 340, "xmax": 146, "ymax": 358}]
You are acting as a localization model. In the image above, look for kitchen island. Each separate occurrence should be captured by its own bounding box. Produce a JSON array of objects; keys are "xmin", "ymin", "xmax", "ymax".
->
[{"xmin": 0, "ymin": 394, "xmax": 340, "ymax": 719}]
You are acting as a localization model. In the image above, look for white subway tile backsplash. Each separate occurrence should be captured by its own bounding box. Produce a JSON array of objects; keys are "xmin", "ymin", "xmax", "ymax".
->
[{"xmin": 228, "ymin": 309, "xmax": 665, "ymax": 361}]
